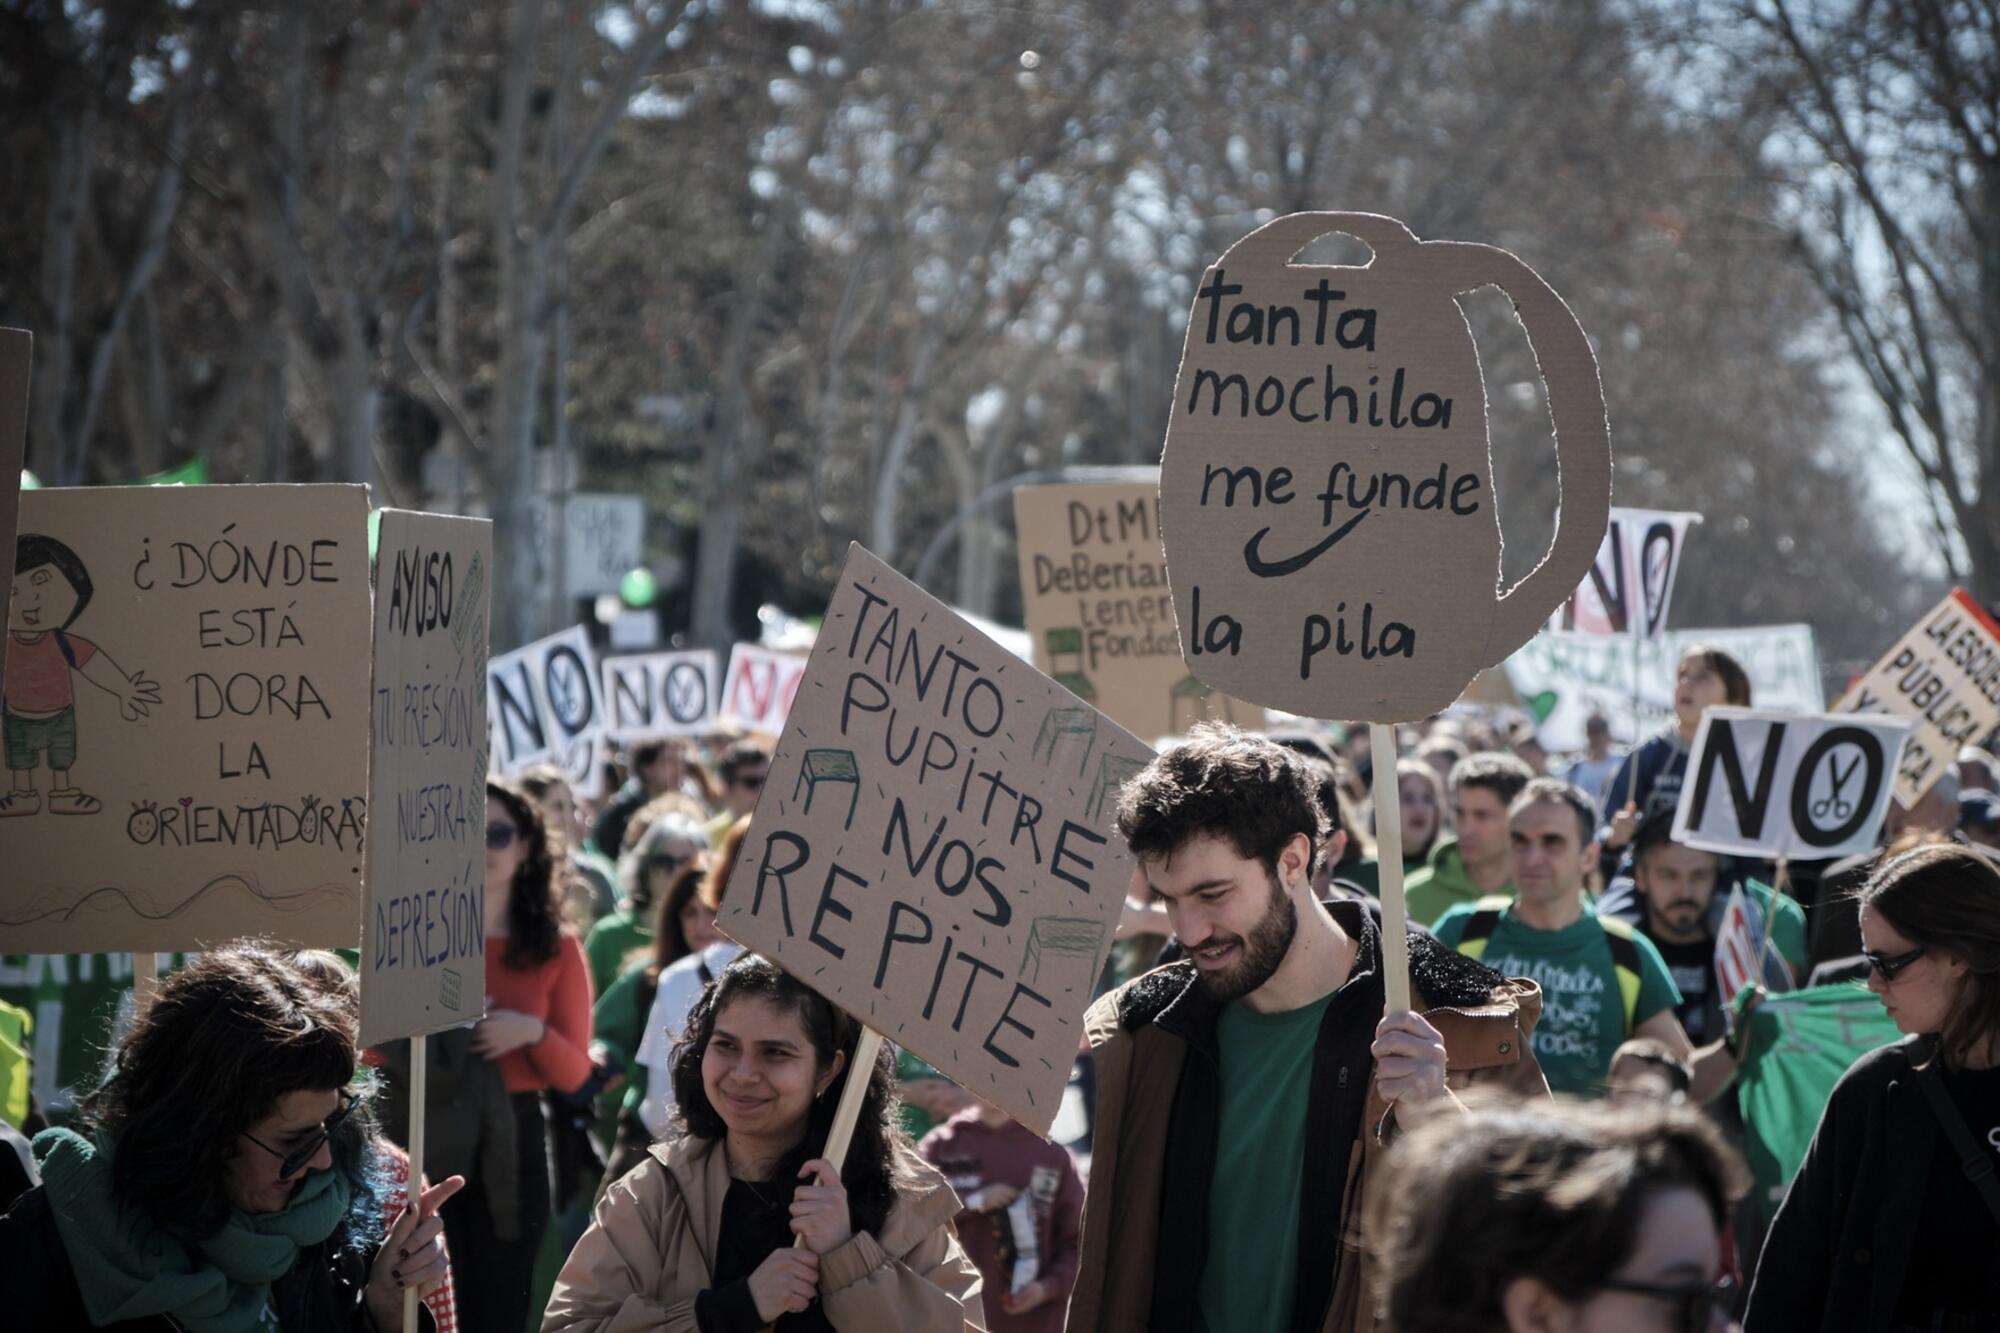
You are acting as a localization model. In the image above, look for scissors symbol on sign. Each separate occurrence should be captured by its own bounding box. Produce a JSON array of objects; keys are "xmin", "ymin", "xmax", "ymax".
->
[{"xmin": 1812, "ymin": 753, "xmax": 1861, "ymax": 822}]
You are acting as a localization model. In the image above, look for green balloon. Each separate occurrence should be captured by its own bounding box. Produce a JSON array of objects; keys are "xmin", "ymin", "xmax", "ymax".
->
[{"xmin": 621, "ymin": 566, "xmax": 658, "ymax": 608}]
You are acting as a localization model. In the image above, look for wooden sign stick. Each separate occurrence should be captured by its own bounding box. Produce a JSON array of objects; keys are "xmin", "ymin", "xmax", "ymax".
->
[
  {"xmin": 1755, "ymin": 857, "xmax": 1792, "ymax": 992},
  {"xmin": 131, "ymin": 952, "xmax": 159, "ymax": 1010},
  {"xmin": 794, "ymin": 1027, "xmax": 886, "ymax": 1249},
  {"xmin": 402, "ymin": 1041, "xmax": 429, "ymax": 1333},
  {"xmin": 1369, "ymin": 723, "xmax": 1413, "ymax": 1013}
]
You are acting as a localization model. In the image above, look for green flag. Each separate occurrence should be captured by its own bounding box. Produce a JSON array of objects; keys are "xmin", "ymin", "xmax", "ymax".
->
[
  {"xmin": 1733, "ymin": 983, "xmax": 1903, "ymax": 1225},
  {"xmin": 133, "ymin": 456, "xmax": 209, "ymax": 486}
]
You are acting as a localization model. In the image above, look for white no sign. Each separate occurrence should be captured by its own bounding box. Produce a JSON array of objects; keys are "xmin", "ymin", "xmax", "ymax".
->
[{"xmin": 1671, "ymin": 707, "xmax": 1913, "ymax": 861}]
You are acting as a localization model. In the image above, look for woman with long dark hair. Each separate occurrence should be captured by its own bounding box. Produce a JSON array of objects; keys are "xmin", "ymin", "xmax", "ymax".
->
[
  {"xmin": 544, "ymin": 955, "xmax": 982, "ymax": 1330},
  {"xmin": 0, "ymin": 942, "xmax": 458, "ymax": 1330},
  {"xmin": 420, "ymin": 779, "xmax": 594, "ymax": 1333},
  {"xmin": 1746, "ymin": 844, "xmax": 2000, "ymax": 1331}
]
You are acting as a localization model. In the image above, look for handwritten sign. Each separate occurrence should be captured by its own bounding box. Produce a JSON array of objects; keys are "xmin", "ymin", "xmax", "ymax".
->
[
  {"xmin": 602, "ymin": 649, "xmax": 718, "ymax": 739},
  {"xmin": 1503, "ymin": 624, "xmax": 1824, "ymax": 750},
  {"xmin": 716, "ymin": 545, "xmax": 1150, "ymax": 1134},
  {"xmin": 1671, "ymin": 707, "xmax": 1912, "ymax": 861},
  {"xmin": 1157, "ymin": 212, "xmax": 1611, "ymax": 723},
  {"xmin": 358, "ymin": 511, "xmax": 491, "ymax": 1046},
  {"xmin": 0, "ymin": 331, "xmax": 28, "ymax": 697},
  {"xmin": 718, "ymin": 644, "xmax": 808, "ymax": 736},
  {"xmin": 1552, "ymin": 508, "xmax": 1701, "ymax": 638},
  {"xmin": 0, "ymin": 486, "xmax": 371, "ymax": 952},
  {"xmin": 527, "ymin": 494, "xmax": 646, "ymax": 599},
  {"xmin": 486, "ymin": 625, "xmax": 608, "ymax": 776},
  {"xmin": 1833, "ymin": 588, "xmax": 2000, "ymax": 808},
  {"xmin": 1014, "ymin": 479, "xmax": 1253, "ymax": 743}
]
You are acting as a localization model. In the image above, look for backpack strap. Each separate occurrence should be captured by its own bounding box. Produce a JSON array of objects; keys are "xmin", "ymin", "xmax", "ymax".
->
[
  {"xmin": 1452, "ymin": 896, "xmax": 1514, "ymax": 962},
  {"xmin": 1916, "ymin": 1061, "xmax": 2000, "ymax": 1225},
  {"xmin": 1595, "ymin": 916, "xmax": 1645, "ymax": 1033}
]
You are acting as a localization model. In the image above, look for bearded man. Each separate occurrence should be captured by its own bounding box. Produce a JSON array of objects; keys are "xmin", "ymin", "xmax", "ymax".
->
[{"xmin": 1066, "ymin": 725, "xmax": 1548, "ymax": 1333}]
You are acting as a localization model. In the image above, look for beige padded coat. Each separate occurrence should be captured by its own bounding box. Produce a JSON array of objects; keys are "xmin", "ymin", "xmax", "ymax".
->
[{"xmin": 541, "ymin": 1134, "xmax": 987, "ymax": 1332}]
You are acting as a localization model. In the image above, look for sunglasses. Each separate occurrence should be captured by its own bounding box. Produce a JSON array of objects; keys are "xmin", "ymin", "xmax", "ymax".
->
[
  {"xmin": 244, "ymin": 1090, "xmax": 359, "ymax": 1180},
  {"xmin": 487, "ymin": 821, "xmax": 521, "ymax": 851},
  {"xmin": 1598, "ymin": 1275, "xmax": 1734, "ymax": 1333},
  {"xmin": 1862, "ymin": 944, "xmax": 1927, "ymax": 981},
  {"xmin": 734, "ymin": 774, "xmax": 766, "ymax": 790}
]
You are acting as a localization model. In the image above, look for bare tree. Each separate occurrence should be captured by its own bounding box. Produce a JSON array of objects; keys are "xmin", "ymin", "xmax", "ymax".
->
[{"xmin": 1694, "ymin": 0, "xmax": 2000, "ymax": 599}]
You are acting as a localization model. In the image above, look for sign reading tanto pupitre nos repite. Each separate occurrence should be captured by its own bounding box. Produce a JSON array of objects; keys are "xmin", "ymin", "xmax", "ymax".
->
[
  {"xmin": 1670, "ymin": 707, "xmax": 1913, "ymax": 862},
  {"xmin": 1158, "ymin": 212, "xmax": 1612, "ymax": 723},
  {"xmin": 716, "ymin": 544, "xmax": 1150, "ymax": 1135}
]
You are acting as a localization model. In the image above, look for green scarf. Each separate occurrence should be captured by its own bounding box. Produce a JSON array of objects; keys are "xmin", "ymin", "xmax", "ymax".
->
[{"xmin": 34, "ymin": 1127, "xmax": 353, "ymax": 1333}]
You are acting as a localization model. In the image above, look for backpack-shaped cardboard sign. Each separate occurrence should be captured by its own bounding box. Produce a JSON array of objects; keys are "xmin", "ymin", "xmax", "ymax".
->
[{"xmin": 1159, "ymin": 212, "xmax": 1612, "ymax": 723}]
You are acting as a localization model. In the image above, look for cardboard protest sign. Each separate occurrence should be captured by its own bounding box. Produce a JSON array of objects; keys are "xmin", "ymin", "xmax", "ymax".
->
[
  {"xmin": 1504, "ymin": 624, "xmax": 1822, "ymax": 751},
  {"xmin": 716, "ymin": 545, "xmax": 1150, "ymax": 1134},
  {"xmin": 527, "ymin": 493, "xmax": 646, "ymax": 599},
  {"xmin": 603, "ymin": 649, "xmax": 718, "ymax": 739},
  {"xmin": 1014, "ymin": 479, "xmax": 1253, "ymax": 743},
  {"xmin": 718, "ymin": 643, "xmax": 808, "ymax": 735},
  {"xmin": 1552, "ymin": 507, "xmax": 1701, "ymax": 638},
  {"xmin": 486, "ymin": 625, "xmax": 608, "ymax": 780},
  {"xmin": 1157, "ymin": 212, "xmax": 1611, "ymax": 723},
  {"xmin": 0, "ymin": 331, "xmax": 29, "ymax": 699},
  {"xmin": 0, "ymin": 486, "xmax": 372, "ymax": 952},
  {"xmin": 1671, "ymin": 707, "xmax": 1912, "ymax": 861},
  {"xmin": 358, "ymin": 511, "xmax": 492, "ymax": 1047},
  {"xmin": 1833, "ymin": 588, "xmax": 2000, "ymax": 808}
]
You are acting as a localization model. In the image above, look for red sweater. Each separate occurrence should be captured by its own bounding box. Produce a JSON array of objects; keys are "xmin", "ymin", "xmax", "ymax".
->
[
  {"xmin": 919, "ymin": 1109, "xmax": 1084, "ymax": 1333},
  {"xmin": 486, "ymin": 932, "xmax": 594, "ymax": 1094}
]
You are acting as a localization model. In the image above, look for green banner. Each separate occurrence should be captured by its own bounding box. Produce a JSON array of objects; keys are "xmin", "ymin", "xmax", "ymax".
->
[
  {"xmin": 0, "ymin": 953, "xmax": 190, "ymax": 1122},
  {"xmin": 1733, "ymin": 983, "xmax": 1903, "ymax": 1225}
]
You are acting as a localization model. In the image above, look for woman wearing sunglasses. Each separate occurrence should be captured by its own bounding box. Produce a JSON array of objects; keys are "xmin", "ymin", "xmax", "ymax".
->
[
  {"xmin": 1372, "ymin": 1095, "xmax": 1748, "ymax": 1333},
  {"xmin": 0, "ymin": 942, "xmax": 459, "ymax": 1330},
  {"xmin": 1746, "ymin": 842, "xmax": 2000, "ymax": 1332}
]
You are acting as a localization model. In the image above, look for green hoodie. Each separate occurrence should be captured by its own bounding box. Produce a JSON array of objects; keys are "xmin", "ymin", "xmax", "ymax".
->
[
  {"xmin": 34, "ymin": 1126, "xmax": 351, "ymax": 1333},
  {"xmin": 1404, "ymin": 836, "xmax": 1514, "ymax": 929}
]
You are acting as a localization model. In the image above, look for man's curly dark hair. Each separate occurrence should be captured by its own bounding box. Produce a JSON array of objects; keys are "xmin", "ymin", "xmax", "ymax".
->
[{"xmin": 1114, "ymin": 722, "xmax": 1330, "ymax": 873}]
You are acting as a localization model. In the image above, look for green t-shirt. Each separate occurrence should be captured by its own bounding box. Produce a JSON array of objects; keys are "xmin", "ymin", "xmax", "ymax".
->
[
  {"xmin": 1198, "ymin": 990, "xmax": 1335, "ymax": 1333},
  {"xmin": 1433, "ymin": 903, "xmax": 1680, "ymax": 1096},
  {"xmin": 584, "ymin": 912, "xmax": 652, "ymax": 999}
]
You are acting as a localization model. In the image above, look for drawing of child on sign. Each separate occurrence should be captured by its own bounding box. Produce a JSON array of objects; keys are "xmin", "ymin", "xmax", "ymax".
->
[{"xmin": 2, "ymin": 534, "xmax": 162, "ymax": 816}]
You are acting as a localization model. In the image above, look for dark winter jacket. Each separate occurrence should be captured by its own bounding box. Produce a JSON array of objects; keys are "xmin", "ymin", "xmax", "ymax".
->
[
  {"xmin": 1596, "ymin": 730, "xmax": 1689, "ymax": 879},
  {"xmin": 0, "ymin": 1181, "xmax": 432, "ymax": 1332},
  {"xmin": 1744, "ymin": 1038, "xmax": 1987, "ymax": 1332},
  {"xmin": 1068, "ymin": 899, "xmax": 1549, "ymax": 1333}
]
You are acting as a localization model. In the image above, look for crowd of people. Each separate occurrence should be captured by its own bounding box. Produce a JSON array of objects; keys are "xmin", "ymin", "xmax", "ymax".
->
[{"xmin": 2, "ymin": 638, "xmax": 1998, "ymax": 1331}]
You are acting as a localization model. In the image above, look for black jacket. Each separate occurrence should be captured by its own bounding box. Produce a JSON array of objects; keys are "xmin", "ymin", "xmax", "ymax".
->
[
  {"xmin": 0, "ymin": 1182, "xmax": 433, "ymax": 1333},
  {"xmin": 1744, "ymin": 1038, "xmax": 1974, "ymax": 1332}
]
